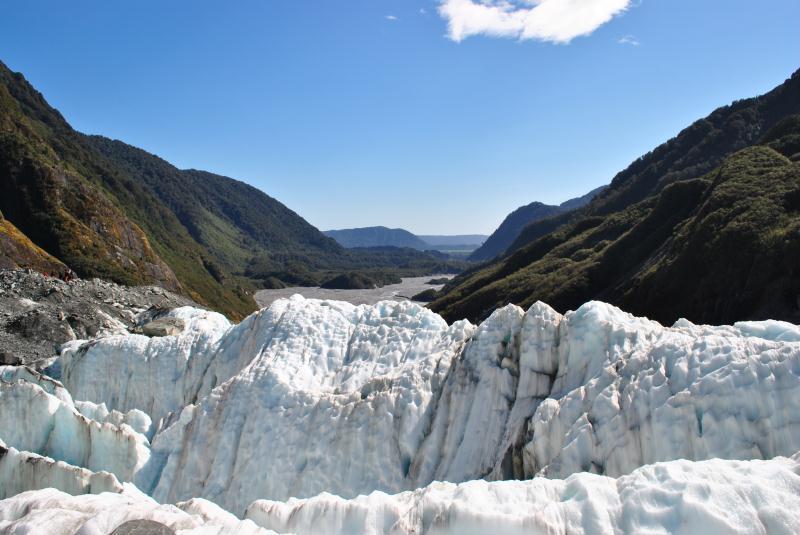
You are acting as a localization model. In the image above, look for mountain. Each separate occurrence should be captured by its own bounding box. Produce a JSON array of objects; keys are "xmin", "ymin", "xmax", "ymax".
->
[
  {"xmin": 468, "ymin": 186, "xmax": 606, "ymax": 262},
  {"xmin": 431, "ymin": 69, "xmax": 800, "ymax": 324},
  {"xmin": 0, "ymin": 65, "xmax": 183, "ymax": 294},
  {"xmin": 0, "ymin": 61, "xmax": 464, "ymax": 320},
  {"xmin": 325, "ymin": 227, "xmax": 491, "ymax": 257},
  {"xmin": 325, "ymin": 227, "xmax": 488, "ymax": 254},
  {"xmin": 324, "ymin": 226, "xmax": 429, "ymax": 249}
]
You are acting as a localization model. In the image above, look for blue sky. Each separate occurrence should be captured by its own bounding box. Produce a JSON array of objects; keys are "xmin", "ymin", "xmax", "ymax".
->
[{"xmin": 2, "ymin": 1, "xmax": 799, "ymax": 234}]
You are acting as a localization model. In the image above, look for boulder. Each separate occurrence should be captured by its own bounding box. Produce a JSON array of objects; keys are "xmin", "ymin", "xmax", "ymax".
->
[
  {"xmin": 111, "ymin": 519, "xmax": 175, "ymax": 535},
  {"xmin": 0, "ymin": 351, "xmax": 21, "ymax": 366},
  {"xmin": 140, "ymin": 317, "xmax": 186, "ymax": 337}
]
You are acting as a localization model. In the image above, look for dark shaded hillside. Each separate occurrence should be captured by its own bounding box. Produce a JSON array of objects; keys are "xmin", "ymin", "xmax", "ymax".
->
[
  {"xmin": 324, "ymin": 226, "xmax": 429, "ymax": 250},
  {"xmin": 469, "ymin": 186, "xmax": 605, "ymax": 261},
  {"xmin": 432, "ymin": 70, "xmax": 800, "ymax": 325}
]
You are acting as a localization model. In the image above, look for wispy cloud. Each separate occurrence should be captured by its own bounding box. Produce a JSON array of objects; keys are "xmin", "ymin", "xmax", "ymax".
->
[
  {"xmin": 420, "ymin": 8, "xmax": 428, "ymax": 15},
  {"xmin": 618, "ymin": 34, "xmax": 640, "ymax": 46},
  {"xmin": 385, "ymin": 14, "xmax": 399, "ymax": 21},
  {"xmin": 439, "ymin": 0, "xmax": 634, "ymax": 44}
]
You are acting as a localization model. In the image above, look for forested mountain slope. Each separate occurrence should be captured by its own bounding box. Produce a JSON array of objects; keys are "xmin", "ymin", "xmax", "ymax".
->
[
  {"xmin": 324, "ymin": 226, "xmax": 430, "ymax": 249},
  {"xmin": 0, "ymin": 61, "xmax": 461, "ymax": 319},
  {"xmin": 432, "ymin": 69, "xmax": 800, "ymax": 324},
  {"xmin": 469, "ymin": 186, "xmax": 605, "ymax": 262}
]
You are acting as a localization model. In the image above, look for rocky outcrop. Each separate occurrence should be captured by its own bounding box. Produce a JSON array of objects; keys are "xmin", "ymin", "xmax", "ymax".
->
[{"xmin": 0, "ymin": 269, "xmax": 195, "ymax": 366}]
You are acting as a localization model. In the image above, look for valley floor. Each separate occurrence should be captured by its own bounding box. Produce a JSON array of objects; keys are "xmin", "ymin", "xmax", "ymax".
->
[{"xmin": 254, "ymin": 275, "xmax": 453, "ymax": 308}]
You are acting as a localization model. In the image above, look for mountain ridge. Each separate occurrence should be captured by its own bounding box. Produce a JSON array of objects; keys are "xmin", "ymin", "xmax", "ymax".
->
[
  {"xmin": 468, "ymin": 185, "xmax": 606, "ymax": 261},
  {"xmin": 431, "ymin": 68, "xmax": 800, "ymax": 325},
  {"xmin": 324, "ymin": 227, "xmax": 489, "ymax": 252},
  {"xmin": 324, "ymin": 226, "xmax": 430, "ymax": 250},
  {"xmin": 0, "ymin": 60, "xmax": 464, "ymax": 319}
]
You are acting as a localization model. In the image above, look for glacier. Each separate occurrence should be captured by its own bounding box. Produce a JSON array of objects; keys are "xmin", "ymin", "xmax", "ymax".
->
[
  {"xmin": 3, "ymin": 455, "xmax": 800, "ymax": 534},
  {"xmin": 2, "ymin": 295, "xmax": 800, "ymax": 533}
]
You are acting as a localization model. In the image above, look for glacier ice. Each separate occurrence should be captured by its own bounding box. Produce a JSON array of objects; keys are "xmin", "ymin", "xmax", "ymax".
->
[
  {"xmin": 0, "ymin": 488, "xmax": 275, "ymax": 534},
  {"xmin": 3, "ymin": 455, "xmax": 800, "ymax": 535},
  {"xmin": 0, "ymin": 439, "xmax": 124, "ymax": 499},
  {"xmin": 0, "ymin": 379, "xmax": 152, "ymax": 485},
  {"xmin": 58, "ymin": 306, "xmax": 234, "ymax": 427},
  {"xmin": 245, "ymin": 454, "xmax": 800, "ymax": 535},
  {"xmin": 3, "ymin": 295, "xmax": 800, "ymax": 532}
]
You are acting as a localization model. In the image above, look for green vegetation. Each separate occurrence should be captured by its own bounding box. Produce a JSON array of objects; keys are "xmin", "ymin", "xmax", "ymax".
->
[
  {"xmin": 245, "ymin": 246, "xmax": 466, "ymax": 288},
  {"xmin": 411, "ymin": 288, "xmax": 438, "ymax": 302},
  {"xmin": 432, "ymin": 70, "xmax": 800, "ymax": 326},
  {"xmin": 469, "ymin": 186, "xmax": 605, "ymax": 262},
  {"xmin": 0, "ymin": 60, "xmax": 467, "ymax": 320},
  {"xmin": 0, "ymin": 212, "xmax": 69, "ymax": 276},
  {"xmin": 320, "ymin": 272, "xmax": 397, "ymax": 290}
]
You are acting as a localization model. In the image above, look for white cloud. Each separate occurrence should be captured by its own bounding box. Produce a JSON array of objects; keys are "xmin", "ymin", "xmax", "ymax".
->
[
  {"xmin": 385, "ymin": 14, "xmax": 399, "ymax": 21},
  {"xmin": 439, "ymin": 0, "xmax": 634, "ymax": 44},
  {"xmin": 618, "ymin": 34, "xmax": 640, "ymax": 45},
  {"xmin": 420, "ymin": 8, "xmax": 428, "ymax": 14}
]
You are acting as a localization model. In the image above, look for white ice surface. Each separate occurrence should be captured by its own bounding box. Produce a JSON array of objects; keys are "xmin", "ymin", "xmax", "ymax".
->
[
  {"xmin": 146, "ymin": 298, "xmax": 475, "ymax": 512},
  {"xmin": 0, "ymin": 379, "xmax": 152, "ymax": 486},
  {"xmin": 245, "ymin": 453, "xmax": 800, "ymax": 535},
  {"xmin": 0, "ymin": 439, "xmax": 124, "ymax": 499},
  {"xmin": 0, "ymin": 488, "xmax": 276, "ymax": 535},
  {"xmin": 3, "ymin": 296, "xmax": 800, "ymax": 530},
  {"xmin": 3, "ymin": 454, "xmax": 799, "ymax": 535},
  {"xmin": 523, "ymin": 302, "xmax": 800, "ymax": 479},
  {"xmin": 59, "ymin": 306, "xmax": 233, "ymax": 429}
]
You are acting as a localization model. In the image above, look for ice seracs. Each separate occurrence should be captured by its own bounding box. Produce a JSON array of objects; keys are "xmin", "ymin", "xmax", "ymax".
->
[
  {"xmin": 244, "ymin": 454, "xmax": 800, "ymax": 535},
  {"xmin": 0, "ymin": 488, "xmax": 276, "ymax": 534},
  {"xmin": 4, "ymin": 455, "xmax": 800, "ymax": 535},
  {"xmin": 2, "ymin": 295, "xmax": 800, "ymax": 533},
  {"xmin": 146, "ymin": 298, "xmax": 475, "ymax": 512},
  {"xmin": 524, "ymin": 301, "xmax": 800, "ymax": 479},
  {"xmin": 0, "ymin": 379, "xmax": 151, "ymax": 485},
  {"xmin": 0, "ymin": 439, "xmax": 124, "ymax": 500},
  {"xmin": 44, "ymin": 297, "xmax": 800, "ymax": 507}
]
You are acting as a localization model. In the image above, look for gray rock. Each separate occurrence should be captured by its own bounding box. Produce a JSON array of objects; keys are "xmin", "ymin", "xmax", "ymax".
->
[
  {"xmin": 0, "ymin": 269, "xmax": 198, "ymax": 368},
  {"xmin": 141, "ymin": 317, "xmax": 186, "ymax": 337},
  {"xmin": 111, "ymin": 519, "xmax": 175, "ymax": 535},
  {"xmin": 0, "ymin": 351, "xmax": 21, "ymax": 366}
]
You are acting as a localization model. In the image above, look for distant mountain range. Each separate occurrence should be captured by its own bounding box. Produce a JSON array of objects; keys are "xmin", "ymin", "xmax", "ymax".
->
[
  {"xmin": 324, "ymin": 227, "xmax": 488, "ymax": 252},
  {"xmin": 431, "ymin": 68, "xmax": 800, "ymax": 326},
  {"xmin": 468, "ymin": 186, "xmax": 606, "ymax": 262},
  {"xmin": 324, "ymin": 227, "xmax": 429, "ymax": 250},
  {"xmin": 0, "ymin": 61, "xmax": 463, "ymax": 319}
]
